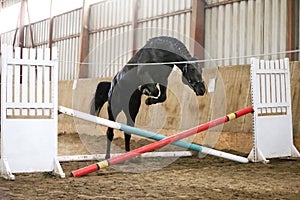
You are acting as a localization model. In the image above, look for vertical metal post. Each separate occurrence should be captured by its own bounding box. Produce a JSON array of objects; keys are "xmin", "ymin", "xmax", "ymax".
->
[
  {"xmin": 49, "ymin": 0, "xmax": 53, "ymax": 59},
  {"xmin": 287, "ymin": 0, "xmax": 298, "ymax": 60},
  {"xmin": 190, "ymin": 0, "xmax": 205, "ymax": 61},
  {"xmin": 78, "ymin": 0, "xmax": 90, "ymax": 78},
  {"xmin": 131, "ymin": 0, "xmax": 138, "ymax": 56},
  {"xmin": 18, "ymin": 0, "xmax": 27, "ymax": 49}
]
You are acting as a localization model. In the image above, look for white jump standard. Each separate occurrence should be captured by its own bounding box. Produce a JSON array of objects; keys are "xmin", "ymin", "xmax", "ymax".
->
[
  {"xmin": 0, "ymin": 45, "xmax": 64, "ymax": 180},
  {"xmin": 248, "ymin": 58, "xmax": 300, "ymax": 162}
]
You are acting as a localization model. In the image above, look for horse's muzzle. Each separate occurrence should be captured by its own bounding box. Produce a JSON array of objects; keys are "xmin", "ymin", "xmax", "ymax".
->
[
  {"xmin": 196, "ymin": 88, "xmax": 206, "ymax": 96},
  {"xmin": 195, "ymin": 81, "xmax": 206, "ymax": 96}
]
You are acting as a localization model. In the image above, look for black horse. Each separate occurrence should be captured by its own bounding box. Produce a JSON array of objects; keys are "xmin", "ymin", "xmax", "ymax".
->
[{"xmin": 91, "ymin": 36, "xmax": 206, "ymax": 159}]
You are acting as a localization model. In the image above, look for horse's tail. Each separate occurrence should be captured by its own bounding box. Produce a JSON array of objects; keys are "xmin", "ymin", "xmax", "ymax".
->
[{"xmin": 90, "ymin": 81, "xmax": 111, "ymax": 116}]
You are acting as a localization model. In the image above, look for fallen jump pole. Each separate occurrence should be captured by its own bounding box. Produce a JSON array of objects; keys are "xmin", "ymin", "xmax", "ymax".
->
[
  {"xmin": 59, "ymin": 106, "xmax": 250, "ymax": 164},
  {"xmin": 64, "ymin": 106, "xmax": 254, "ymax": 177}
]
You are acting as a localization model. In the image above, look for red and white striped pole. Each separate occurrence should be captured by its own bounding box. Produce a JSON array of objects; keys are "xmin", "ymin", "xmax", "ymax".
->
[{"xmin": 71, "ymin": 106, "xmax": 253, "ymax": 177}]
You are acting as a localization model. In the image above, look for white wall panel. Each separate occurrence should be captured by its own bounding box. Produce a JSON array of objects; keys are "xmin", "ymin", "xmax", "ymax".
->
[
  {"xmin": 205, "ymin": 0, "xmax": 289, "ymax": 66},
  {"xmin": 2, "ymin": 0, "xmax": 298, "ymax": 80},
  {"xmin": 135, "ymin": 0, "xmax": 192, "ymax": 51},
  {"xmin": 89, "ymin": 0, "xmax": 133, "ymax": 78},
  {"xmin": 52, "ymin": 9, "xmax": 82, "ymax": 80},
  {"xmin": 29, "ymin": 20, "xmax": 49, "ymax": 48},
  {"xmin": 1, "ymin": 0, "xmax": 20, "ymax": 8},
  {"xmin": 0, "ymin": 30, "xmax": 17, "ymax": 46},
  {"xmin": 88, "ymin": 26, "xmax": 132, "ymax": 78},
  {"xmin": 53, "ymin": 9, "xmax": 82, "ymax": 40}
]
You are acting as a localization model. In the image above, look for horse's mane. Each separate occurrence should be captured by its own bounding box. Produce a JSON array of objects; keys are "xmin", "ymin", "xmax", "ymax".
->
[{"xmin": 144, "ymin": 36, "xmax": 192, "ymax": 60}]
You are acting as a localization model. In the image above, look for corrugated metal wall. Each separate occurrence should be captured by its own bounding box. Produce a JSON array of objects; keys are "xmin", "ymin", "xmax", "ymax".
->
[
  {"xmin": 52, "ymin": 9, "xmax": 82, "ymax": 80},
  {"xmin": 88, "ymin": 0, "xmax": 133, "ymax": 78},
  {"xmin": 205, "ymin": 0, "xmax": 288, "ymax": 66},
  {"xmin": 0, "ymin": 30, "xmax": 17, "ymax": 45},
  {"xmin": 1, "ymin": 0, "xmax": 299, "ymax": 80},
  {"xmin": 0, "ymin": 8, "xmax": 82, "ymax": 80},
  {"xmin": 87, "ymin": 0, "xmax": 192, "ymax": 78},
  {"xmin": 0, "ymin": 0, "xmax": 21, "ymax": 8},
  {"xmin": 25, "ymin": 20, "xmax": 49, "ymax": 49},
  {"xmin": 136, "ymin": 0, "xmax": 191, "ymax": 48}
]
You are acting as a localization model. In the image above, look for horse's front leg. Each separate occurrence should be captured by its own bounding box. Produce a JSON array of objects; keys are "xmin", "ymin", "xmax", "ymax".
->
[
  {"xmin": 106, "ymin": 127, "xmax": 114, "ymax": 159},
  {"xmin": 124, "ymin": 90, "xmax": 142, "ymax": 152},
  {"xmin": 145, "ymin": 84, "xmax": 167, "ymax": 105},
  {"xmin": 124, "ymin": 132, "xmax": 131, "ymax": 152},
  {"xmin": 106, "ymin": 104, "xmax": 117, "ymax": 159},
  {"xmin": 124, "ymin": 90, "xmax": 144, "ymax": 163}
]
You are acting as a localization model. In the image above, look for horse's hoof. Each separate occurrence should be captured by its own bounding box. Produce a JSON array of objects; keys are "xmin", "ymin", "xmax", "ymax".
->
[
  {"xmin": 145, "ymin": 98, "xmax": 152, "ymax": 105},
  {"xmin": 105, "ymin": 155, "xmax": 110, "ymax": 159}
]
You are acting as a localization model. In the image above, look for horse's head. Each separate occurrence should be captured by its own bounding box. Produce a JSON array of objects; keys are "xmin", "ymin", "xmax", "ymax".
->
[
  {"xmin": 182, "ymin": 58, "xmax": 206, "ymax": 96},
  {"xmin": 139, "ymin": 83, "xmax": 160, "ymax": 97}
]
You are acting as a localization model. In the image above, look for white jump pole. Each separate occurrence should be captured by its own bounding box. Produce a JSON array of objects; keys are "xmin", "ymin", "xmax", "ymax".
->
[{"xmin": 57, "ymin": 151, "xmax": 193, "ymax": 162}]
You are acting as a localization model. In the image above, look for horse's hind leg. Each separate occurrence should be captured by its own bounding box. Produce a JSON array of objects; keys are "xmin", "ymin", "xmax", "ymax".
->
[{"xmin": 91, "ymin": 81, "xmax": 110, "ymax": 115}]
